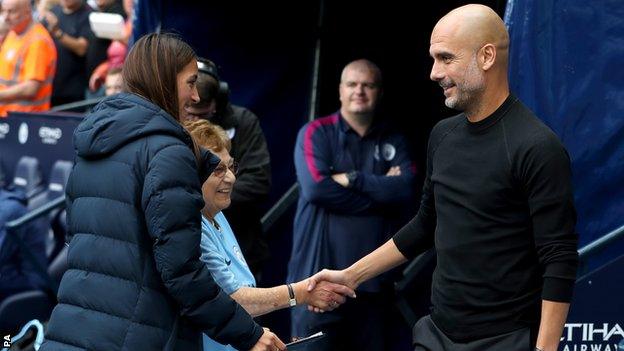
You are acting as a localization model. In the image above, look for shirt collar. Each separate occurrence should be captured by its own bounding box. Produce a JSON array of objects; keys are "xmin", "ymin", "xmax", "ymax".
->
[
  {"xmin": 337, "ymin": 111, "xmax": 382, "ymax": 138},
  {"xmin": 465, "ymin": 93, "xmax": 518, "ymax": 134}
]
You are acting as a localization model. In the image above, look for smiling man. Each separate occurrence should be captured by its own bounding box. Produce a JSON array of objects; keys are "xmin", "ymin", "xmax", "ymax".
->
[
  {"xmin": 307, "ymin": 5, "xmax": 579, "ymax": 351},
  {"xmin": 288, "ymin": 59, "xmax": 417, "ymax": 350}
]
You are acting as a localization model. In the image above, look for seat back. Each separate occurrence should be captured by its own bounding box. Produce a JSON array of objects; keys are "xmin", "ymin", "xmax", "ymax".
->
[
  {"xmin": 45, "ymin": 160, "xmax": 73, "ymax": 261},
  {"xmin": 47, "ymin": 160, "xmax": 73, "ymax": 201},
  {"xmin": 12, "ymin": 156, "xmax": 44, "ymax": 199}
]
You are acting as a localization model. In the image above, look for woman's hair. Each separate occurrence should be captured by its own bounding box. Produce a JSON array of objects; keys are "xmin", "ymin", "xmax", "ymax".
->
[
  {"xmin": 184, "ymin": 119, "xmax": 231, "ymax": 153},
  {"xmin": 122, "ymin": 32, "xmax": 196, "ymax": 120}
]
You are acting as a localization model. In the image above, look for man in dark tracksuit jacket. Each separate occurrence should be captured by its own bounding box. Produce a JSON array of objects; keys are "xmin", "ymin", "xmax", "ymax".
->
[
  {"xmin": 288, "ymin": 59, "xmax": 416, "ymax": 351},
  {"xmin": 41, "ymin": 93, "xmax": 263, "ymax": 350}
]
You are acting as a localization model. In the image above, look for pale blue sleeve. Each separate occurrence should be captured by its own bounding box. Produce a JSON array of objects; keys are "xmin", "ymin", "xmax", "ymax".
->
[{"xmin": 199, "ymin": 232, "xmax": 242, "ymax": 295}]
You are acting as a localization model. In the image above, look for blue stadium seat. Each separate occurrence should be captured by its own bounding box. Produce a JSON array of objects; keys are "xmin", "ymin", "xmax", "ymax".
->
[
  {"xmin": 44, "ymin": 160, "xmax": 73, "ymax": 261},
  {"xmin": 0, "ymin": 248, "xmax": 67, "ymax": 335},
  {"xmin": 46, "ymin": 160, "xmax": 72, "ymax": 201},
  {"xmin": 0, "ymin": 160, "xmax": 73, "ymax": 335},
  {"xmin": 11, "ymin": 156, "xmax": 45, "ymax": 201}
]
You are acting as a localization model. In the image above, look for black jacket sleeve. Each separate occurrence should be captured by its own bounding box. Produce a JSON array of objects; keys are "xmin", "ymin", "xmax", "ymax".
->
[
  {"xmin": 142, "ymin": 143, "xmax": 262, "ymax": 350},
  {"xmin": 229, "ymin": 107, "xmax": 271, "ymax": 204}
]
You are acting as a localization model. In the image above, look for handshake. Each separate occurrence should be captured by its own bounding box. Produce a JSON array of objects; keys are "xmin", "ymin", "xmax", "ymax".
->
[
  {"xmin": 250, "ymin": 269, "xmax": 356, "ymax": 351},
  {"xmin": 300, "ymin": 268, "xmax": 356, "ymax": 314}
]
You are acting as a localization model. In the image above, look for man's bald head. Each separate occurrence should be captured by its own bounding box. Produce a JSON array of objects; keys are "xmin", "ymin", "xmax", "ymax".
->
[
  {"xmin": 339, "ymin": 59, "xmax": 382, "ymax": 121},
  {"xmin": 341, "ymin": 59, "xmax": 382, "ymax": 87},
  {"xmin": 1, "ymin": 0, "xmax": 32, "ymax": 33},
  {"xmin": 433, "ymin": 4, "xmax": 509, "ymax": 64},
  {"xmin": 1, "ymin": 0, "xmax": 32, "ymax": 12},
  {"xmin": 429, "ymin": 4, "xmax": 511, "ymax": 120}
]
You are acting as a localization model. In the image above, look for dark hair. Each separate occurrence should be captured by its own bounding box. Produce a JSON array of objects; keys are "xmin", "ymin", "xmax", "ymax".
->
[
  {"xmin": 195, "ymin": 73, "xmax": 219, "ymax": 108},
  {"xmin": 195, "ymin": 57, "xmax": 226, "ymax": 109},
  {"xmin": 122, "ymin": 32, "xmax": 196, "ymax": 120}
]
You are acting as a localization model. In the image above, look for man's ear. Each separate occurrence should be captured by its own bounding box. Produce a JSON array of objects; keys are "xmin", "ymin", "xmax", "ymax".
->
[{"xmin": 481, "ymin": 43, "xmax": 497, "ymax": 71}]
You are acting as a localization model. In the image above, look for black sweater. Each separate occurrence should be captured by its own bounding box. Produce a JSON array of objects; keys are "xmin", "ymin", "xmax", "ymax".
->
[{"xmin": 393, "ymin": 94, "xmax": 578, "ymax": 341}]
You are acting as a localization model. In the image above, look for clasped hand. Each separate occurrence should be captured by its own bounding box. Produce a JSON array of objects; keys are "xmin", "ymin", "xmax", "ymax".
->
[{"xmin": 302, "ymin": 269, "xmax": 357, "ymax": 313}]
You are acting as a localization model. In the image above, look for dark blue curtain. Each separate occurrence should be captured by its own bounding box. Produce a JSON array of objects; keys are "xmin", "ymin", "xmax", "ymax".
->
[
  {"xmin": 133, "ymin": 1, "xmax": 317, "ymax": 205},
  {"xmin": 505, "ymin": 0, "xmax": 624, "ymax": 271}
]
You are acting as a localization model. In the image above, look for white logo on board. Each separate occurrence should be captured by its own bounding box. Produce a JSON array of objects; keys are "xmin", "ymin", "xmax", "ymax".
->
[
  {"xmin": 0, "ymin": 123, "xmax": 9, "ymax": 139},
  {"xmin": 18, "ymin": 123, "xmax": 28, "ymax": 144},
  {"xmin": 39, "ymin": 126, "xmax": 62, "ymax": 145}
]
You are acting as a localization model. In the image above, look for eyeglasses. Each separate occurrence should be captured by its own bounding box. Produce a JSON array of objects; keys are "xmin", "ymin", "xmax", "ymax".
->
[{"xmin": 212, "ymin": 160, "xmax": 238, "ymax": 178}]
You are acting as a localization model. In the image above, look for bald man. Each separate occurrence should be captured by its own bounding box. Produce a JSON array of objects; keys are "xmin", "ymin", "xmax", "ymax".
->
[
  {"xmin": 289, "ymin": 59, "xmax": 417, "ymax": 350},
  {"xmin": 307, "ymin": 5, "xmax": 578, "ymax": 351},
  {"xmin": 0, "ymin": 0, "xmax": 57, "ymax": 116}
]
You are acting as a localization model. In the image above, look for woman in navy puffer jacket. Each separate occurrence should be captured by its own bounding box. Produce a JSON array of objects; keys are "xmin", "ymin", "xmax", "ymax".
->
[{"xmin": 41, "ymin": 33, "xmax": 284, "ymax": 351}]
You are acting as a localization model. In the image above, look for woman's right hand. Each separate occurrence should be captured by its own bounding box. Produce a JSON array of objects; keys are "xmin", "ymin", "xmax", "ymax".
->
[{"xmin": 249, "ymin": 328, "xmax": 286, "ymax": 351}]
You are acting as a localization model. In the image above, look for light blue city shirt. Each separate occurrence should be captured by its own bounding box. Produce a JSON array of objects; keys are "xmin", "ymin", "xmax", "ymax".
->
[{"xmin": 200, "ymin": 212, "xmax": 256, "ymax": 351}]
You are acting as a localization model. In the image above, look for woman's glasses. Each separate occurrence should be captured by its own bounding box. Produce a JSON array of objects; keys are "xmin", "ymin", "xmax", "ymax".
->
[{"xmin": 212, "ymin": 160, "xmax": 239, "ymax": 178}]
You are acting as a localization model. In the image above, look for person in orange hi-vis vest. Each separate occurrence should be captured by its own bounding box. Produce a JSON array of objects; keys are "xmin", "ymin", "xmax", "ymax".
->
[{"xmin": 0, "ymin": 0, "xmax": 57, "ymax": 117}]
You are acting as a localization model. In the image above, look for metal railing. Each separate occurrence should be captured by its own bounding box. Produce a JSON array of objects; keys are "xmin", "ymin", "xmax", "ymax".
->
[
  {"xmin": 577, "ymin": 223, "xmax": 624, "ymax": 278},
  {"xmin": 261, "ymin": 183, "xmax": 299, "ymax": 234},
  {"xmin": 50, "ymin": 97, "xmax": 103, "ymax": 113},
  {"xmin": 578, "ymin": 223, "xmax": 624, "ymax": 261}
]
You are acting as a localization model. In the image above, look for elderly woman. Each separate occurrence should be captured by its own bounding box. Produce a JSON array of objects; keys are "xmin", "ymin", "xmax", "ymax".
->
[
  {"xmin": 41, "ymin": 33, "xmax": 284, "ymax": 351},
  {"xmin": 185, "ymin": 120, "xmax": 355, "ymax": 351}
]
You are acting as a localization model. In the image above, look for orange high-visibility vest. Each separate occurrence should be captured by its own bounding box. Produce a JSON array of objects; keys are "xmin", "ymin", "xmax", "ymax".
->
[{"xmin": 0, "ymin": 22, "xmax": 57, "ymax": 117}]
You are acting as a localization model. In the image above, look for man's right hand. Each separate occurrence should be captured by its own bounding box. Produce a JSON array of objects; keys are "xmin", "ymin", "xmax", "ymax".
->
[
  {"xmin": 295, "ymin": 278, "xmax": 355, "ymax": 313},
  {"xmin": 305, "ymin": 269, "xmax": 357, "ymax": 313},
  {"xmin": 249, "ymin": 328, "xmax": 286, "ymax": 351}
]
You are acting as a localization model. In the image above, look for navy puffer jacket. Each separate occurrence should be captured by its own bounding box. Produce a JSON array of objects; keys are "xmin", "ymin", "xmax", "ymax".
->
[{"xmin": 41, "ymin": 93, "xmax": 262, "ymax": 350}]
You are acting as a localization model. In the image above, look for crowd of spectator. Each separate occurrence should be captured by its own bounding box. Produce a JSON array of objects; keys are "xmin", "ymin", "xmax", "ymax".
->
[{"xmin": 0, "ymin": 0, "xmax": 131, "ymax": 115}]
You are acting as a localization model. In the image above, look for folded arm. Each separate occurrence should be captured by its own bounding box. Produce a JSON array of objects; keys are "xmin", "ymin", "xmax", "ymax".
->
[
  {"xmin": 295, "ymin": 126, "xmax": 374, "ymax": 214},
  {"xmin": 0, "ymin": 80, "xmax": 42, "ymax": 102},
  {"xmin": 351, "ymin": 136, "xmax": 417, "ymax": 204}
]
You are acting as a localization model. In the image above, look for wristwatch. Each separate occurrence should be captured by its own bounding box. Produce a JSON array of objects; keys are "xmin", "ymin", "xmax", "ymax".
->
[
  {"xmin": 345, "ymin": 171, "xmax": 358, "ymax": 188},
  {"xmin": 287, "ymin": 284, "xmax": 297, "ymax": 307}
]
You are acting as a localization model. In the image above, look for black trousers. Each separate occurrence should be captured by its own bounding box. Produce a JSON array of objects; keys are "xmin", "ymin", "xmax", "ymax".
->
[
  {"xmin": 412, "ymin": 315, "xmax": 537, "ymax": 351},
  {"xmin": 291, "ymin": 291, "xmax": 412, "ymax": 351}
]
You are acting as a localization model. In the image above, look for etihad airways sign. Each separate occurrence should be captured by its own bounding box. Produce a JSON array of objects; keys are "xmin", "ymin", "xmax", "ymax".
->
[{"xmin": 560, "ymin": 323, "xmax": 624, "ymax": 351}]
